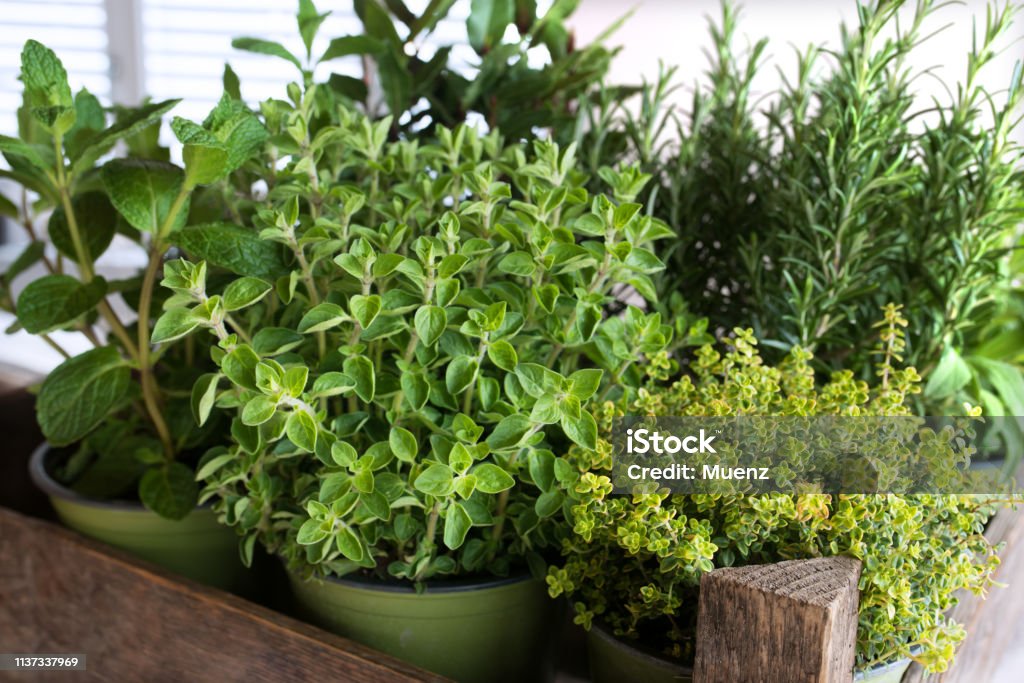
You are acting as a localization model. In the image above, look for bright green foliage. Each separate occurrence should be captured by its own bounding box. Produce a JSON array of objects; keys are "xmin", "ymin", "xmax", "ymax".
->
[
  {"xmin": 166, "ymin": 96, "xmax": 674, "ymax": 581},
  {"xmin": 547, "ymin": 312, "xmax": 1008, "ymax": 673},
  {"xmin": 0, "ymin": 42, "xmax": 266, "ymax": 519},
  {"xmin": 573, "ymin": 2, "xmax": 1024, "ymax": 426},
  {"xmin": 230, "ymin": 0, "xmax": 616, "ymax": 138}
]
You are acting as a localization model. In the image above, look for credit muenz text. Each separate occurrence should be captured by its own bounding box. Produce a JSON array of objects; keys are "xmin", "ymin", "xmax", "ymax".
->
[{"xmin": 623, "ymin": 428, "xmax": 770, "ymax": 482}]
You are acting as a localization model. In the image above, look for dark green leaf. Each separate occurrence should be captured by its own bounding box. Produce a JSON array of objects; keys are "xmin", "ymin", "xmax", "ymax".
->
[
  {"xmin": 174, "ymin": 222, "xmax": 290, "ymax": 279},
  {"xmin": 37, "ymin": 346, "xmax": 130, "ymax": 446},
  {"xmin": 17, "ymin": 274, "xmax": 106, "ymax": 333},
  {"xmin": 101, "ymin": 159, "xmax": 187, "ymax": 235},
  {"xmin": 139, "ymin": 462, "xmax": 198, "ymax": 520}
]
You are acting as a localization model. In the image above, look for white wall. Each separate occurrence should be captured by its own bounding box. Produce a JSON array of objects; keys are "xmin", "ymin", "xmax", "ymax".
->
[{"xmin": 570, "ymin": 0, "xmax": 1024, "ymax": 142}]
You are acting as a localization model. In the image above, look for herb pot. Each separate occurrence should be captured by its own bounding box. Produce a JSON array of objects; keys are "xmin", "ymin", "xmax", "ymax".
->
[
  {"xmin": 586, "ymin": 622, "xmax": 692, "ymax": 683},
  {"xmin": 853, "ymin": 653, "xmax": 916, "ymax": 682},
  {"xmin": 287, "ymin": 570, "xmax": 556, "ymax": 683},
  {"xmin": 29, "ymin": 444, "xmax": 244, "ymax": 590}
]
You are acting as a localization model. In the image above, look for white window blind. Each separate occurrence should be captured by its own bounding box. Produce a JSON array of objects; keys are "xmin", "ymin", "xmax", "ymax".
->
[{"xmin": 0, "ymin": 0, "xmax": 111, "ymax": 134}]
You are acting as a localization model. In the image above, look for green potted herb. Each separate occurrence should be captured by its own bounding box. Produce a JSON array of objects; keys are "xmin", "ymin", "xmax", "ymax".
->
[
  {"xmin": 573, "ymin": 1, "xmax": 1024, "ymax": 433},
  {"xmin": 159, "ymin": 83, "xmax": 674, "ymax": 678},
  {"xmin": 0, "ymin": 41, "xmax": 266, "ymax": 587},
  {"xmin": 229, "ymin": 0, "xmax": 616, "ymax": 140},
  {"xmin": 547, "ymin": 308, "xmax": 1008, "ymax": 681}
]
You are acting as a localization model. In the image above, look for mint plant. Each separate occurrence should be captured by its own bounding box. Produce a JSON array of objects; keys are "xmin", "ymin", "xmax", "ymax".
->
[
  {"xmin": 161, "ymin": 90, "xmax": 674, "ymax": 578},
  {"xmin": 0, "ymin": 41, "xmax": 266, "ymax": 518},
  {"xmin": 230, "ymin": 0, "xmax": 616, "ymax": 139}
]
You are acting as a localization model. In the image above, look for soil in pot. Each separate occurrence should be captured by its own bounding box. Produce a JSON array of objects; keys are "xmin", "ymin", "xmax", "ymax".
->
[
  {"xmin": 29, "ymin": 444, "xmax": 247, "ymax": 591},
  {"xmin": 287, "ymin": 570, "xmax": 558, "ymax": 683}
]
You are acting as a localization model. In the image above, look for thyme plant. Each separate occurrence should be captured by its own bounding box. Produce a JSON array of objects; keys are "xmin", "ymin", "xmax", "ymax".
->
[{"xmin": 547, "ymin": 308, "xmax": 1008, "ymax": 673}]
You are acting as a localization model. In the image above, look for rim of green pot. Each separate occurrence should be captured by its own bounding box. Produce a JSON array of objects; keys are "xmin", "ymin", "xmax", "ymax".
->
[
  {"xmin": 589, "ymin": 620, "xmax": 694, "ymax": 675},
  {"xmin": 28, "ymin": 442, "xmax": 207, "ymax": 513},
  {"xmin": 297, "ymin": 564, "xmax": 537, "ymax": 594}
]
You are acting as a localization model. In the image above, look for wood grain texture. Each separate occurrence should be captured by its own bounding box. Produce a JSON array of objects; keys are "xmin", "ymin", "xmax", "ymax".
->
[
  {"xmin": 902, "ymin": 503, "xmax": 1024, "ymax": 683},
  {"xmin": 693, "ymin": 556, "xmax": 861, "ymax": 683},
  {"xmin": 0, "ymin": 507, "xmax": 449, "ymax": 683}
]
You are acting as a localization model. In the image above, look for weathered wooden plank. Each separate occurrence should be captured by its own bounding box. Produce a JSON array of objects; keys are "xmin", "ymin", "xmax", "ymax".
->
[
  {"xmin": 902, "ymin": 503, "xmax": 1024, "ymax": 683},
  {"xmin": 693, "ymin": 556, "xmax": 861, "ymax": 683},
  {"xmin": 0, "ymin": 507, "xmax": 449, "ymax": 683}
]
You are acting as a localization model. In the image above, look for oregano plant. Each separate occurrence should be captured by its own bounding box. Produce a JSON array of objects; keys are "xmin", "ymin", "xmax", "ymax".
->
[
  {"xmin": 161, "ymin": 89, "xmax": 675, "ymax": 578},
  {"xmin": 0, "ymin": 41, "xmax": 267, "ymax": 518}
]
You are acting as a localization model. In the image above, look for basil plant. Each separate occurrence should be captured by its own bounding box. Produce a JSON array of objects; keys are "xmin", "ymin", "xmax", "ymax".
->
[
  {"xmin": 0, "ymin": 41, "xmax": 267, "ymax": 518},
  {"xmin": 159, "ymin": 91, "xmax": 674, "ymax": 580}
]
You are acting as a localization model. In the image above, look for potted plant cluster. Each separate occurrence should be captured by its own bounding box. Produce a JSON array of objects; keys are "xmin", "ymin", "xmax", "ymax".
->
[
  {"xmin": 547, "ymin": 308, "xmax": 1008, "ymax": 681},
  {"xmin": 0, "ymin": 39, "xmax": 273, "ymax": 588},
  {"xmin": 0, "ymin": 0, "xmax": 1020, "ymax": 681}
]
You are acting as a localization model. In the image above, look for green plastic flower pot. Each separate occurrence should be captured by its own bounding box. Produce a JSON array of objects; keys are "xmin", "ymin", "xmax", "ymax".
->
[
  {"xmin": 287, "ymin": 570, "xmax": 557, "ymax": 683},
  {"xmin": 29, "ymin": 443, "xmax": 245, "ymax": 591},
  {"xmin": 586, "ymin": 622, "xmax": 692, "ymax": 683}
]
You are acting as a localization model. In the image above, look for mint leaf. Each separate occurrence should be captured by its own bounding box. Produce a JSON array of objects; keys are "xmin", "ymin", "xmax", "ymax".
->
[
  {"xmin": 466, "ymin": 0, "xmax": 514, "ymax": 53},
  {"xmin": 17, "ymin": 275, "xmax": 106, "ymax": 334},
  {"xmin": 232, "ymin": 37, "xmax": 302, "ymax": 70},
  {"xmin": 174, "ymin": 222, "xmax": 289, "ymax": 280},
  {"xmin": 37, "ymin": 346, "xmax": 130, "ymax": 446},
  {"xmin": 101, "ymin": 159, "xmax": 187, "ymax": 234},
  {"xmin": 48, "ymin": 192, "xmax": 116, "ymax": 262},
  {"xmin": 140, "ymin": 462, "xmax": 198, "ymax": 520},
  {"xmin": 71, "ymin": 99, "xmax": 180, "ymax": 171}
]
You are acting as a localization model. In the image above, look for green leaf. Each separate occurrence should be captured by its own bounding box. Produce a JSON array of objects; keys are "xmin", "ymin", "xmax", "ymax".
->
[
  {"xmin": 356, "ymin": 0, "xmax": 402, "ymax": 45},
  {"xmin": 446, "ymin": 355, "xmax": 478, "ymax": 395},
  {"xmin": 400, "ymin": 372, "xmax": 429, "ymax": 410},
  {"xmin": 529, "ymin": 395, "xmax": 561, "ymax": 424},
  {"xmin": 312, "ymin": 371, "xmax": 355, "ymax": 398},
  {"xmin": 535, "ymin": 490, "xmax": 563, "ymax": 518},
  {"xmin": 222, "ymin": 63, "xmax": 241, "ymax": 99},
  {"xmin": 195, "ymin": 452, "xmax": 234, "ymax": 481},
  {"xmin": 515, "ymin": 363, "xmax": 561, "ymax": 398},
  {"xmin": 0, "ymin": 135, "xmax": 51, "ymax": 171},
  {"xmin": 71, "ymin": 99, "xmax": 180, "ymax": 171},
  {"xmin": 101, "ymin": 159, "xmax": 187, "ymax": 235},
  {"xmin": 151, "ymin": 308, "xmax": 201, "ymax": 344},
  {"xmin": 48, "ymin": 192, "xmax": 116, "ymax": 261},
  {"xmin": 298, "ymin": 0, "xmax": 331, "ymax": 56},
  {"xmin": 925, "ymin": 346, "xmax": 972, "ymax": 399},
  {"xmin": 16, "ymin": 275, "xmax": 106, "ymax": 334},
  {"xmin": 21, "ymin": 40, "xmax": 73, "ymax": 132},
  {"xmin": 286, "ymin": 410, "xmax": 318, "ymax": 451},
  {"xmin": 321, "ymin": 35, "xmax": 384, "ymax": 61},
  {"xmin": 414, "ymin": 305, "xmax": 447, "ymax": 346},
  {"xmin": 443, "ymin": 502, "xmax": 472, "ymax": 549},
  {"xmin": 221, "ymin": 344, "xmax": 261, "ymax": 390},
  {"xmin": 223, "ymin": 277, "xmax": 271, "ymax": 311},
  {"xmin": 253, "ymin": 327, "xmax": 304, "ymax": 355},
  {"xmin": 471, "ymin": 463, "xmax": 515, "ymax": 494},
  {"xmin": 448, "ymin": 443, "xmax": 473, "ymax": 474},
  {"xmin": 467, "ymin": 0, "xmax": 515, "ymax": 52},
  {"xmin": 331, "ymin": 441, "xmax": 358, "ymax": 467},
  {"xmin": 972, "ymin": 357, "xmax": 1024, "ymax": 415},
  {"xmin": 350, "ymin": 294, "xmax": 382, "ymax": 329},
  {"xmin": 498, "ymin": 251, "xmax": 536, "ymax": 277},
  {"xmin": 528, "ymin": 450, "xmax": 555, "ymax": 491},
  {"xmin": 377, "ymin": 47, "xmax": 412, "ymax": 121},
  {"xmin": 37, "ymin": 346, "xmax": 129, "ymax": 446},
  {"xmin": 191, "ymin": 373, "xmax": 220, "ymax": 426},
  {"xmin": 343, "ymin": 355, "xmax": 376, "ymax": 402},
  {"xmin": 361, "ymin": 491, "xmax": 390, "ymax": 520},
  {"xmin": 414, "ymin": 463, "xmax": 455, "ymax": 497},
  {"xmin": 486, "ymin": 414, "xmax": 533, "ymax": 450},
  {"xmin": 353, "ymin": 467, "xmax": 375, "ymax": 494},
  {"xmin": 139, "ymin": 462, "xmax": 198, "ymax": 520},
  {"xmin": 487, "ymin": 340, "xmax": 518, "ymax": 371},
  {"xmin": 172, "ymin": 117, "xmax": 229, "ymax": 188},
  {"xmin": 298, "ymin": 303, "xmax": 348, "ymax": 333},
  {"xmin": 297, "ymin": 519, "xmax": 328, "ymax": 545},
  {"xmin": 335, "ymin": 525, "xmax": 364, "ymax": 561},
  {"xmin": 202, "ymin": 95, "xmax": 268, "ymax": 172},
  {"xmin": 242, "ymin": 395, "xmax": 277, "ymax": 426},
  {"xmin": 389, "ymin": 427, "xmax": 418, "ymax": 463},
  {"xmin": 174, "ymin": 222, "xmax": 289, "ymax": 279},
  {"xmin": 568, "ymin": 368, "xmax": 602, "ymax": 400},
  {"xmin": 284, "ymin": 366, "xmax": 308, "ymax": 397},
  {"xmin": 561, "ymin": 410, "xmax": 597, "ymax": 450},
  {"xmin": 232, "ymin": 37, "xmax": 302, "ymax": 70}
]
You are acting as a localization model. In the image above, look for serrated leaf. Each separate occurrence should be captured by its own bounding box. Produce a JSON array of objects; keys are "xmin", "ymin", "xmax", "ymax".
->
[
  {"xmin": 174, "ymin": 222, "xmax": 289, "ymax": 279},
  {"xmin": 71, "ymin": 99, "xmax": 180, "ymax": 171},
  {"xmin": 16, "ymin": 274, "xmax": 106, "ymax": 334},
  {"xmin": 102, "ymin": 159, "xmax": 187, "ymax": 235},
  {"xmin": 37, "ymin": 346, "xmax": 129, "ymax": 446},
  {"xmin": 48, "ymin": 192, "xmax": 116, "ymax": 261}
]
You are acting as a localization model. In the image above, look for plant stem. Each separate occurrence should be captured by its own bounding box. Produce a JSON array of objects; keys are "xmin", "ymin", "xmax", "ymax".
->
[{"xmin": 137, "ymin": 242, "xmax": 175, "ymax": 460}]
